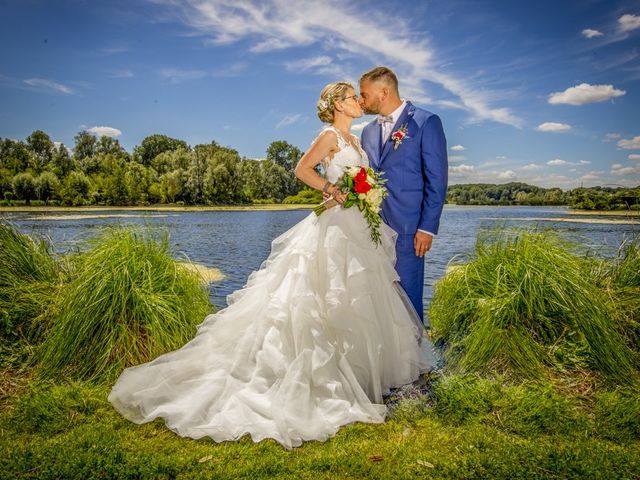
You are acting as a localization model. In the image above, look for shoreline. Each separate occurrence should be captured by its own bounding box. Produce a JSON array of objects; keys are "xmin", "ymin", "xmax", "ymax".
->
[
  {"xmin": 0, "ymin": 204, "xmax": 315, "ymax": 213},
  {"xmin": 0, "ymin": 204, "xmax": 638, "ymax": 217}
]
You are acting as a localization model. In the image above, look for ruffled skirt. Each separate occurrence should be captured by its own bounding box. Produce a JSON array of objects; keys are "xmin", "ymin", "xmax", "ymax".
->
[{"xmin": 108, "ymin": 206, "xmax": 439, "ymax": 449}]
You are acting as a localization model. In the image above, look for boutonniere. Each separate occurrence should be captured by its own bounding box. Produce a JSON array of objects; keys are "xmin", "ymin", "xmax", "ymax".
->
[{"xmin": 391, "ymin": 123, "xmax": 409, "ymax": 150}]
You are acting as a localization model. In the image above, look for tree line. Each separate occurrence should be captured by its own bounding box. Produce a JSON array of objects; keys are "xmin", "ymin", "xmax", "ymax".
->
[
  {"xmin": 1, "ymin": 130, "xmax": 638, "ymax": 210},
  {"xmin": 0, "ymin": 130, "xmax": 310, "ymax": 206},
  {"xmin": 448, "ymin": 183, "xmax": 640, "ymax": 210}
]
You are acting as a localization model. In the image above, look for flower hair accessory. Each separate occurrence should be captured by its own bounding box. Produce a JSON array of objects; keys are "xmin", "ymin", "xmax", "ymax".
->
[
  {"xmin": 391, "ymin": 123, "xmax": 409, "ymax": 150},
  {"xmin": 317, "ymin": 98, "xmax": 329, "ymax": 110}
]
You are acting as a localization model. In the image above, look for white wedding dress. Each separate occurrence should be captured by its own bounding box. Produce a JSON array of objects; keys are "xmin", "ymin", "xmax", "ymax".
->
[{"xmin": 108, "ymin": 126, "xmax": 439, "ymax": 449}]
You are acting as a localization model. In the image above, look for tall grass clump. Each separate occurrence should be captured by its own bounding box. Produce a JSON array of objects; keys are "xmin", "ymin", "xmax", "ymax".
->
[
  {"xmin": 594, "ymin": 237, "xmax": 640, "ymax": 355},
  {"xmin": 39, "ymin": 227, "xmax": 213, "ymax": 382},
  {"xmin": 0, "ymin": 222, "xmax": 61, "ymax": 343},
  {"xmin": 430, "ymin": 229, "xmax": 636, "ymax": 384}
]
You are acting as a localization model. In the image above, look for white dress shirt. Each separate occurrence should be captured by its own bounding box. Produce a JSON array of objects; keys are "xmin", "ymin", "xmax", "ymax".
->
[{"xmin": 379, "ymin": 100, "xmax": 435, "ymax": 239}]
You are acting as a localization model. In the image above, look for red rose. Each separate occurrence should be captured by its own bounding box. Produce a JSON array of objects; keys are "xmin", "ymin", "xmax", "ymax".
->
[
  {"xmin": 353, "ymin": 179, "xmax": 371, "ymax": 193},
  {"xmin": 392, "ymin": 131, "xmax": 405, "ymax": 140},
  {"xmin": 354, "ymin": 167, "xmax": 367, "ymax": 183}
]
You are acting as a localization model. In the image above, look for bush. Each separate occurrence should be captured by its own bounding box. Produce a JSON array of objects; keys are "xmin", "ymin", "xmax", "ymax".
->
[
  {"xmin": 430, "ymin": 229, "xmax": 637, "ymax": 383},
  {"xmin": 38, "ymin": 227, "xmax": 213, "ymax": 382}
]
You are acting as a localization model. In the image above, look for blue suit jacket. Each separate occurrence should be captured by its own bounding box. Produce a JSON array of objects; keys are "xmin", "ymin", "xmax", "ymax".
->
[{"xmin": 361, "ymin": 102, "xmax": 448, "ymax": 236}]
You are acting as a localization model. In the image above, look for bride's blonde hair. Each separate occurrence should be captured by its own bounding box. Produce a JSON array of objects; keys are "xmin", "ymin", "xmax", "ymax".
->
[{"xmin": 317, "ymin": 82, "xmax": 354, "ymax": 123}]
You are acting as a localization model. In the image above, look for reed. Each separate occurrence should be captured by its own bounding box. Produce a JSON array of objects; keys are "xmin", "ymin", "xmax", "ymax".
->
[
  {"xmin": 0, "ymin": 222, "xmax": 61, "ymax": 343},
  {"xmin": 38, "ymin": 227, "xmax": 213, "ymax": 382},
  {"xmin": 430, "ymin": 229, "xmax": 637, "ymax": 383}
]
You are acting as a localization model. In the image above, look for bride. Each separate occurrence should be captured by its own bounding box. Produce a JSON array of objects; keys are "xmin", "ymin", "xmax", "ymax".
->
[{"xmin": 108, "ymin": 81, "xmax": 439, "ymax": 450}]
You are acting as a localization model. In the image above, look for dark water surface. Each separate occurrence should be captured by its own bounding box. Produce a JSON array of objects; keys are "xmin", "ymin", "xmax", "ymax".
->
[{"xmin": 3, "ymin": 206, "xmax": 638, "ymax": 323}]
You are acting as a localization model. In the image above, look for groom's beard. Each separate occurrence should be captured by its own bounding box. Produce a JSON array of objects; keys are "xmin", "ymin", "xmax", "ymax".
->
[{"xmin": 362, "ymin": 105, "xmax": 380, "ymax": 115}]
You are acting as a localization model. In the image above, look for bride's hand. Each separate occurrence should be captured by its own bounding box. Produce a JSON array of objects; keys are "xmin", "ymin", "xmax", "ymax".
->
[{"xmin": 327, "ymin": 185, "xmax": 347, "ymax": 204}]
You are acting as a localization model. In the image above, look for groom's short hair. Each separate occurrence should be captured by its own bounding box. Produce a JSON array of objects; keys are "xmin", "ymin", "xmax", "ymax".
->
[{"xmin": 360, "ymin": 67, "xmax": 399, "ymax": 93}]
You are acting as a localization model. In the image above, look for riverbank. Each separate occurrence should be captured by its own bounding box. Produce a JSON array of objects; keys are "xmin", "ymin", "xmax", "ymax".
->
[
  {"xmin": 1, "ymin": 204, "xmax": 639, "ymax": 216},
  {"xmin": 0, "ymin": 204, "xmax": 314, "ymax": 213}
]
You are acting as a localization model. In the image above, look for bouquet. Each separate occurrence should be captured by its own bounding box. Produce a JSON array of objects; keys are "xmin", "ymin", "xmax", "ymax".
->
[{"xmin": 314, "ymin": 166, "xmax": 388, "ymax": 246}]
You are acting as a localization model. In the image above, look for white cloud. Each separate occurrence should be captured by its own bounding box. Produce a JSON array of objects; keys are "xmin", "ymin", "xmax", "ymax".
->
[
  {"xmin": 159, "ymin": 68, "xmax": 207, "ymax": 83},
  {"xmin": 579, "ymin": 160, "xmax": 591, "ymax": 165},
  {"xmin": 582, "ymin": 28, "xmax": 603, "ymax": 38},
  {"xmin": 522, "ymin": 163, "xmax": 541, "ymax": 171},
  {"xmin": 350, "ymin": 121, "xmax": 368, "ymax": 132},
  {"xmin": 449, "ymin": 155, "xmax": 466, "ymax": 163},
  {"xmin": 497, "ymin": 170, "xmax": 516, "ymax": 180},
  {"xmin": 604, "ymin": 133, "xmax": 621, "ymax": 142},
  {"xmin": 611, "ymin": 164, "xmax": 640, "ymax": 176},
  {"xmin": 629, "ymin": 154, "xmax": 640, "ymax": 161},
  {"xmin": 618, "ymin": 136, "xmax": 640, "ymax": 149},
  {"xmin": 153, "ymin": 0, "xmax": 522, "ymax": 128},
  {"xmin": 536, "ymin": 122, "xmax": 572, "ymax": 132},
  {"xmin": 450, "ymin": 144, "xmax": 465, "ymax": 151},
  {"xmin": 275, "ymin": 113, "xmax": 302, "ymax": 129},
  {"xmin": 449, "ymin": 164, "xmax": 475, "ymax": 175},
  {"xmin": 23, "ymin": 78, "xmax": 74, "ymax": 94},
  {"xmin": 87, "ymin": 126, "xmax": 122, "ymax": 137},
  {"xmin": 547, "ymin": 159, "xmax": 568, "ymax": 166},
  {"xmin": 580, "ymin": 174, "xmax": 601, "ymax": 181},
  {"xmin": 285, "ymin": 55, "xmax": 346, "ymax": 77},
  {"xmin": 548, "ymin": 83, "xmax": 626, "ymax": 105},
  {"xmin": 618, "ymin": 14, "xmax": 640, "ymax": 33}
]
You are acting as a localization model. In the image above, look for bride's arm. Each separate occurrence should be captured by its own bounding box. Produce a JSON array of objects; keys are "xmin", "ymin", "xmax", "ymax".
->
[{"xmin": 294, "ymin": 131, "xmax": 346, "ymax": 202}]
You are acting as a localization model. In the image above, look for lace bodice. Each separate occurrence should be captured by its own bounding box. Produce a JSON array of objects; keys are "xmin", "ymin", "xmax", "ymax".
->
[{"xmin": 316, "ymin": 126, "xmax": 369, "ymax": 184}]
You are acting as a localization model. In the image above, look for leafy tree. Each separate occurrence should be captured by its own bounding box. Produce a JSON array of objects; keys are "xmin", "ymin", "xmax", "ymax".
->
[
  {"xmin": 12, "ymin": 172, "xmax": 36, "ymax": 205},
  {"xmin": 125, "ymin": 162, "xmax": 154, "ymax": 204},
  {"xmin": 134, "ymin": 134, "xmax": 188, "ymax": 166},
  {"xmin": 203, "ymin": 151, "xmax": 246, "ymax": 204},
  {"xmin": 61, "ymin": 171, "xmax": 92, "ymax": 205},
  {"xmin": 0, "ymin": 138, "xmax": 32, "ymax": 173},
  {"xmin": 25, "ymin": 130, "xmax": 54, "ymax": 173},
  {"xmin": 96, "ymin": 135, "xmax": 128, "ymax": 159},
  {"xmin": 73, "ymin": 131, "xmax": 97, "ymax": 161},
  {"xmin": 266, "ymin": 140, "xmax": 302, "ymax": 171},
  {"xmin": 151, "ymin": 148, "xmax": 192, "ymax": 174},
  {"xmin": 51, "ymin": 143, "xmax": 74, "ymax": 177},
  {"xmin": 35, "ymin": 171, "xmax": 60, "ymax": 204}
]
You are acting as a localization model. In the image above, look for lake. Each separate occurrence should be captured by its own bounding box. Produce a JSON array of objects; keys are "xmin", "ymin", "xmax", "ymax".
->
[{"xmin": 2, "ymin": 206, "xmax": 639, "ymax": 325}]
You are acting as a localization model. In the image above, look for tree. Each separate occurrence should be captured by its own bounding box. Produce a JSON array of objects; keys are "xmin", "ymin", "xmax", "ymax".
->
[
  {"xmin": 0, "ymin": 138, "xmax": 32, "ymax": 173},
  {"xmin": 12, "ymin": 172, "xmax": 36, "ymax": 205},
  {"xmin": 266, "ymin": 140, "xmax": 302, "ymax": 172},
  {"xmin": 96, "ymin": 135, "xmax": 128, "ymax": 159},
  {"xmin": 133, "ymin": 134, "xmax": 189, "ymax": 166},
  {"xmin": 151, "ymin": 148, "xmax": 192, "ymax": 174},
  {"xmin": 51, "ymin": 143, "xmax": 74, "ymax": 177},
  {"xmin": 203, "ymin": 151, "xmax": 246, "ymax": 204},
  {"xmin": 35, "ymin": 171, "xmax": 60, "ymax": 204},
  {"xmin": 25, "ymin": 130, "xmax": 54, "ymax": 173},
  {"xmin": 61, "ymin": 171, "xmax": 91, "ymax": 205},
  {"xmin": 125, "ymin": 162, "xmax": 153, "ymax": 204},
  {"xmin": 73, "ymin": 130, "xmax": 97, "ymax": 161}
]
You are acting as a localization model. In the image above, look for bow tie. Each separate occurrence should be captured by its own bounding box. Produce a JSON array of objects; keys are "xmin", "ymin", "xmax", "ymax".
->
[{"xmin": 377, "ymin": 115, "xmax": 394, "ymax": 124}]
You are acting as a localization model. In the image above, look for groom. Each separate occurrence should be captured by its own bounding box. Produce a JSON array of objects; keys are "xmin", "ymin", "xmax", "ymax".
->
[{"xmin": 359, "ymin": 66, "xmax": 448, "ymax": 325}]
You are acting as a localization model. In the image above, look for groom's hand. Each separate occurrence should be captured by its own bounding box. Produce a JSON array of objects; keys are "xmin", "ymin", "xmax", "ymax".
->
[{"xmin": 414, "ymin": 231, "xmax": 433, "ymax": 257}]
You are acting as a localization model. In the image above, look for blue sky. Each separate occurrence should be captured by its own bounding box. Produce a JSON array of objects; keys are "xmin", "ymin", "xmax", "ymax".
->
[{"xmin": 1, "ymin": 0, "xmax": 639, "ymax": 188}]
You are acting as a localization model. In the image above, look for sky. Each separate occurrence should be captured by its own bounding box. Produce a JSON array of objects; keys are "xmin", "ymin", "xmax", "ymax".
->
[{"xmin": 1, "ymin": 0, "xmax": 639, "ymax": 189}]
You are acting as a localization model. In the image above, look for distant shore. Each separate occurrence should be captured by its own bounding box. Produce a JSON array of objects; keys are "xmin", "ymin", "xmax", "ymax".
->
[
  {"xmin": 0, "ymin": 204, "xmax": 315, "ymax": 213},
  {"xmin": 1, "ymin": 204, "xmax": 638, "ymax": 217}
]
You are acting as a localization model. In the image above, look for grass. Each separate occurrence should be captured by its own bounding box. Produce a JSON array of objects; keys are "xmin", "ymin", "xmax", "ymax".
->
[
  {"xmin": 0, "ymin": 222, "xmax": 63, "ymax": 343},
  {"xmin": 430, "ymin": 229, "xmax": 638, "ymax": 384},
  {"xmin": 37, "ymin": 227, "xmax": 213, "ymax": 383},
  {"xmin": 2, "ymin": 226, "xmax": 640, "ymax": 478},
  {"xmin": 1, "ymin": 374, "xmax": 639, "ymax": 479}
]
